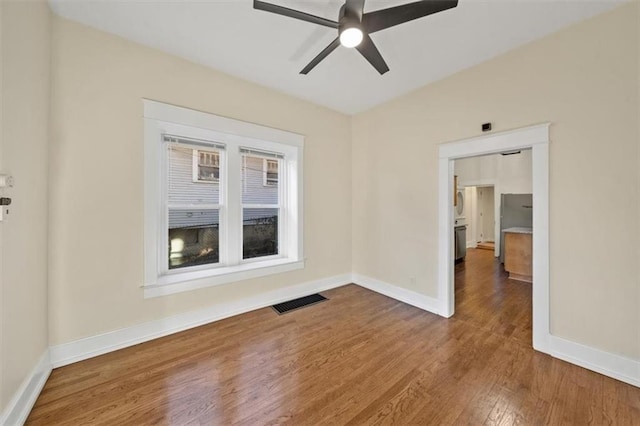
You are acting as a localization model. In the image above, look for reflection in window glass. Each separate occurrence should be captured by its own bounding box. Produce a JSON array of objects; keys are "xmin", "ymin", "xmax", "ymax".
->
[
  {"xmin": 243, "ymin": 208, "xmax": 278, "ymax": 259},
  {"xmin": 167, "ymin": 142, "xmax": 221, "ymax": 269},
  {"xmin": 241, "ymin": 152, "xmax": 281, "ymax": 260},
  {"xmin": 265, "ymin": 159, "xmax": 278, "ymax": 186},
  {"xmin": 196, "ymin": 150, "xmax": 220, "ymax": 182},
  {"xmin": 168, "ymin": 209, "xmax": 219, "ymax": 269},
  {"xmin": 242, "ymin": 154, "xmax": 279, "ymax": 204}
]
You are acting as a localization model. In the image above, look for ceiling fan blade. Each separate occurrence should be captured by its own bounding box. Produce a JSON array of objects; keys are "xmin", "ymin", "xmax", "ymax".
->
[
  {"xmin": 300, "ymin": 37, "xmax": 341, "ymax": 74},
  {"xmin": 362, "ymin": 0, "xmax": 458, "ymax": 34},
  {"xmin": 254, "ymin": 0, "xmax": 339, "ymax": 29},
  {"xmin": 345, "ymin": 0, "xmax": 366, "ymax": 21},
  {"xmin": 355, "ymin": 34, "xmax": 389, "ymax": 75}
]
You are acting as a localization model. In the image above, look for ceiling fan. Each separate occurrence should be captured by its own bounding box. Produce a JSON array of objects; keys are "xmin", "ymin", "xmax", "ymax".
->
[{"xmin": 253, "ymin": 0, "xmax": 458, "ymax": 75}]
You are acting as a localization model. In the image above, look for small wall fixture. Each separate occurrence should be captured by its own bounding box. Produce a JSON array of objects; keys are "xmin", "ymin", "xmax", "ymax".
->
[{"xmin": 0, "ymin": 174, "xmax": 14, "ymax": 188}]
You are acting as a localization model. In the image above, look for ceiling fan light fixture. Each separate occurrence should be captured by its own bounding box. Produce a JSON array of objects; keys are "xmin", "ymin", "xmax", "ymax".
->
[
  {"xmin": 339, "ymin": 26, "xmax": 363, "ymax": 48},
  {"xmin": 253, "ymin": 0, "xmax": 459, "ymax": 74}
]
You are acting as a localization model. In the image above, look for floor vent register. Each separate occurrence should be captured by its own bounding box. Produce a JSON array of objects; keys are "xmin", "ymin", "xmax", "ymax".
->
[{"xmin": 272, "ymin": 293, "xmax": 328, "ymax": 314}]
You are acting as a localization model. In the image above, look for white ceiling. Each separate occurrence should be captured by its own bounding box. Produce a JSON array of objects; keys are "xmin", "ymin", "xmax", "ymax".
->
[{"xmin": 49, "ymin": 0, "xmax": 625, "ymax": 114}]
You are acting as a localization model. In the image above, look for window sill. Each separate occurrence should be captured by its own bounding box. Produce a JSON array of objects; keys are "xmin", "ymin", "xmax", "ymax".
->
[{"xmin": 143, "ymin": 258, "xmax": 305, "ymax": 298}]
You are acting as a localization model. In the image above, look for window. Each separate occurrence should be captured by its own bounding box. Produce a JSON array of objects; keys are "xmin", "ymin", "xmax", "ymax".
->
[
  {"xmin": 263, "ymin": 158, "xmax": 278, "ymax": 186},
  {"xmin": 244, "ymin": 151, "xmax": 281, "ymax": 259},
  {"xmin": 168, "ymin": 140, "xmax": 222, "ymax": 270},
  {"xmin": 144, "ymin": 100, "xmax": 304, "ymax": 297},
  {"xmin": 193, "ymin": 150, "xmax": 220, "ymax": 183}
]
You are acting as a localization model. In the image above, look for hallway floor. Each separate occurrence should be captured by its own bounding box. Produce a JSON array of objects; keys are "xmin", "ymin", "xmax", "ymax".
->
[{"xmin": 455, "ymin": 248, "xmax": 531, "ymax": 346}]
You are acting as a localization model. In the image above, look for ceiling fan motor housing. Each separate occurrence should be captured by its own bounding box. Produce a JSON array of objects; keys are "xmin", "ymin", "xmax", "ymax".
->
[
  {"xmin": 338, "ymin": 4, "xmax": 364, "ymax": 48},
  {"xmin": 338, "ymin": 3, "xmax": 363, "ymax": 35}
]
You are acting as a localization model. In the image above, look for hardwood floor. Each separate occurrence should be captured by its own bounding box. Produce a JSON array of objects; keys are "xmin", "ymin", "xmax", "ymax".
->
[{"xmin": 27, "ymin": 249, "xmax": 640, "ymax": 425}]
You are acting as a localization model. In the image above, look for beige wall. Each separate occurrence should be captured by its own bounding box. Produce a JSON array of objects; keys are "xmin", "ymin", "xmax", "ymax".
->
[
  {"xmin": 48, "ymin": 17, "xmax": 352, "ymax": 345},
  {"xmin": 353, "ymin": 4, "xmax": 639, "ymax": 359},
  {"xmin": 0, "ymin": 0, "xmax": 51, "ymax": 412},
  {"xmin": 3, "ymin": 1, "xmax": 637, "ymax": 404},
  {"xmin": 637, "ymin": 1, "xmax": 640, "ymax": 363}
]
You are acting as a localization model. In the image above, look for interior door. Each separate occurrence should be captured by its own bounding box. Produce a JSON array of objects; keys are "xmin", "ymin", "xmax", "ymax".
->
[{"xmin": 477, "ymin": 186, "xmax": 495, "ymax": 242}]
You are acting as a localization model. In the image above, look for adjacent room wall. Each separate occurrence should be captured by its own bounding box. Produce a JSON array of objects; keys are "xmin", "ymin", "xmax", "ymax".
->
[
  {"xmin": 0, "ymin": 0, "xmax": 51, "ymax": 413},
  {"xmin": 455, "ymin": 151, "xmax": 533, "ymax": 251},
  {"xmin": 455, "ymin": 150, "xmax": 533, "ymax": 194},
  {"xmin": 352, "ymin": 3, "xmax": 639, "ymax": 359},
  {"xmin": 49, "ymin": 17, "xmax": 352, "ymax": 345}
]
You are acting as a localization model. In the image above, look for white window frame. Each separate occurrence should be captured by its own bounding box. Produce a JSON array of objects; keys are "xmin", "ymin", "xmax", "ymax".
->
[
  {"xmin": 263, "ymin": 158, "xmax": 279, "ymax": 186},
  {"xmin": 144, "ymin": 100, "xmax": 304, "ymax": 298},
  {"xmin": 192, "ymin": 149, "xmax": 220, "ymax": 183}
]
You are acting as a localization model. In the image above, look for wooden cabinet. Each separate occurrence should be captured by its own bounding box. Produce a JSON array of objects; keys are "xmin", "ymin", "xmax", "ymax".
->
[
  {"xmin": 504, "ymin": 231, "xmax": 532, "ymax": 283},
  {"xmin": 453, "ymin": 175, "xmax": 458, "ymax": 206}
]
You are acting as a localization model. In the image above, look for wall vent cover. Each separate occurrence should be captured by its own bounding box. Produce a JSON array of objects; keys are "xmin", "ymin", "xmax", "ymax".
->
[{"xmin": 272, "ymin": 294, "xmax": 327, "ymax": 314}]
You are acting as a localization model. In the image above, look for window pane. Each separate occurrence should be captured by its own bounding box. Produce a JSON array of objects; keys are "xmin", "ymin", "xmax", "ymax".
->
[
  {"xmin": 168, "ymin": 144, "xmax": 219, "ymax": 204},
  {"xmin": 197, "ymin": 151, "xmax": 220, "ymax": 182},
  {"xmin": 243, "ymin": 208, "xmax": 278, "ymax": 259},
  {"xmin": 265, "ymin": 159, "xmax": 278, "ymax": 186},
  {"xmin": 242, "ymin": 154, "xmax": 278, "ymax": 204},
  {"xmin": 169, "ymin": 209, "xmax": 219, "ymax": 269}
]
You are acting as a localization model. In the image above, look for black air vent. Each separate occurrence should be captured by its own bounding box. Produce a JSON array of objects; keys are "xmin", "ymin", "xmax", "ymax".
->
[{"xmin": 272, "ymin": 294, "xmax": 327, "ymax": 314}]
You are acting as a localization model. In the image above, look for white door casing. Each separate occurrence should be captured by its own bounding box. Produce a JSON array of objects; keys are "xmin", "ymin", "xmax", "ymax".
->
[{"xmin": 438, "ymin": 123, "xmax": 550, "ymax": 352}]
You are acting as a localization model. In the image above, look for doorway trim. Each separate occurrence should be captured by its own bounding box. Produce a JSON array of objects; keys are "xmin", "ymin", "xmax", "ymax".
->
[{"xmin": 437, "ymin": 123, "xmax": 550, "ymax": 352}]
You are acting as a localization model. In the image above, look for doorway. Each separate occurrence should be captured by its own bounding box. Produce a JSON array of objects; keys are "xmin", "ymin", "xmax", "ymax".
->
[
  {"xmin": 476, "ymin": 186, "xmax": 495, "ymax": 246},
  {"xmin": 463, "ymin": 185, "xmax": 496, "ymax": 252},
  {"xmin": 437, "ymin": 124, "xmax": 550, "ymax": 352},
  {"xmin": 453, "ymin": 151, "xmax": 533, "ymax": 347}
]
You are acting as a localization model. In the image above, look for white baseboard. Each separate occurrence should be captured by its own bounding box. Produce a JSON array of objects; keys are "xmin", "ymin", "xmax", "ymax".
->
[
  {"xmin": 46, "ymin": 270, "xmax": 640, "ymax": 392},
  {"xmin": 0, "ymin": 350, "xmax": 51, "ymax": 426},
  {"xmin": 352, "ymin": 273, "xmax": 443, "ymax": 316},
  {"xmin": 545, "ymin": 335, "xmax": 640, "ymax": 388},
  {"xmin": 50, "ymin": 274, "xmax": 351, "ymax": 368},
  {"xmin": 352, "ymin": 273, "xmax": 640, "ymax": 389}
]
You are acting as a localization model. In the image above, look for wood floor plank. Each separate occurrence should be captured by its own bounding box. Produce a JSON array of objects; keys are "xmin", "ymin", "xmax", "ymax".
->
[{"xmin": 26, "ymin": 249, "xmax": 640, "ymax": 425}]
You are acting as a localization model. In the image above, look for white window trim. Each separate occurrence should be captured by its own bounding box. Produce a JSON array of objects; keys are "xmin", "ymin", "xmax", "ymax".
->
[
  {"xmin": 192, "ymin": 149, "xmax": 220, "ymax": 184},
  {"xmin": 144, "ymin": 99, "xmax": 304, "ymax": 298}
]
